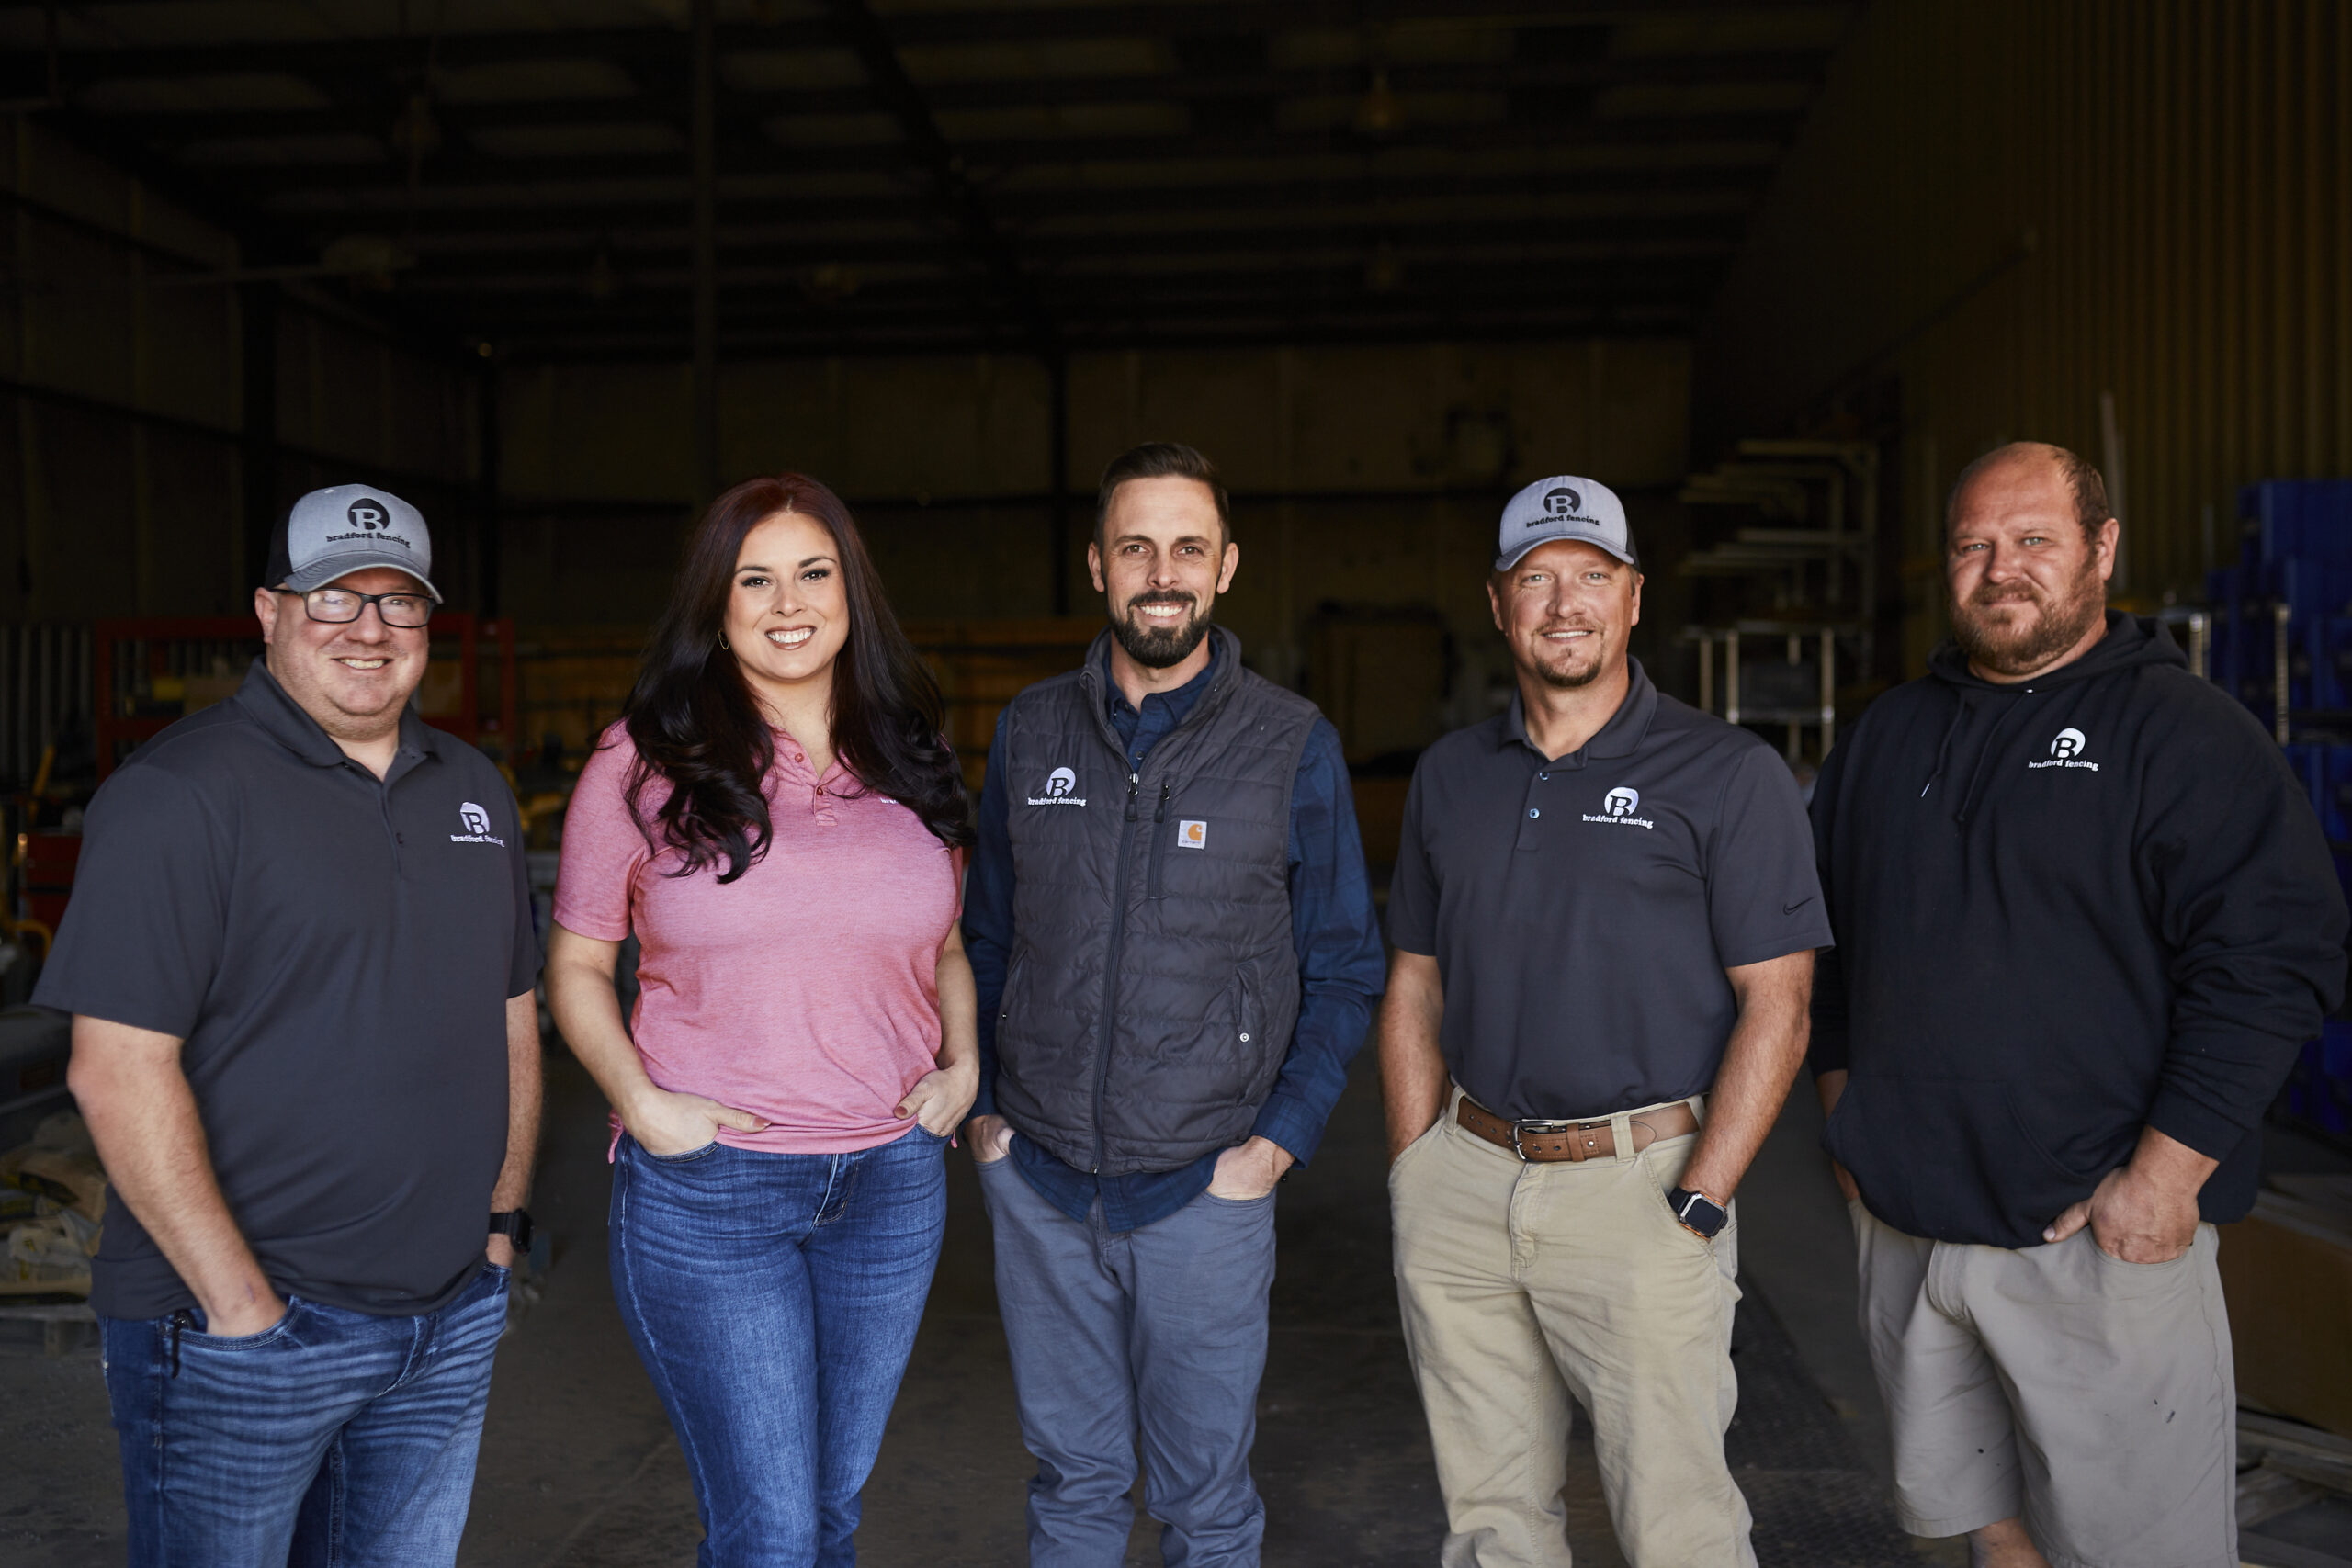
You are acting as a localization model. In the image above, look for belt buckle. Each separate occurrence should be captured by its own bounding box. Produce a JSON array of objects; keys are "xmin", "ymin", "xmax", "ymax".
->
[{"xmin": 1510, "ymin": 1118, "xmax": 1573, "ymax": 1162}]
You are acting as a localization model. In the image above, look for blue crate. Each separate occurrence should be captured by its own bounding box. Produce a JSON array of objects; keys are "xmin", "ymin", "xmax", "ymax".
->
[
  {"xmin": 2267, "ymin": 558, "xmax": 2352, "ymax": 620},
  {"xmin": 2285, "ymin": 1019, "xmax": 2352, "ymax": 1135},
  {"xmin": 2284, "ymin": 742, "xmax": 2352, "ymax": 842},
  {"xmin": 2243, "ymin": 479, "xmax": 2352, "ymax": 569},
  {"xmin": 2315, "ymin": 617, "xmax": 2352, "ymax": 712}
]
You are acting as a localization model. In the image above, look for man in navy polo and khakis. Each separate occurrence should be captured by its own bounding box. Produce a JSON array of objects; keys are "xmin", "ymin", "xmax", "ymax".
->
[{"xmin": 1378, "ymin": 476, "xmax": 1829, "ymax": 1567}]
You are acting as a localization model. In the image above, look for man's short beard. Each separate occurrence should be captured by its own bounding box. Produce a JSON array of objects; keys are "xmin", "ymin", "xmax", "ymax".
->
[
  {"xmin": 1536, "ymin": 659, "xmax": 1604, "ymax": 691},
  {"xmin": 1111, "ymin": 596, "xmax": 1210, "ymax": 669},
  {"xmin": 1951, "ymin": 561, "xmax": 2106, "ymax": 676}
]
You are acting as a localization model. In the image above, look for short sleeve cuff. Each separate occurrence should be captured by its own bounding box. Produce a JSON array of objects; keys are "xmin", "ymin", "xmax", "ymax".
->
[
  {"xmin": 2145, "ymin": 1087, "xmax": 2256, "ymax": 1165},
  {"xmin": 548, "ymin": 901, "xmax": 631, "ymax": 943},
  {"xmin": 1250, "ymin": 1091, "xmax": 1327, "ymax": 1168},
  {"xmin": 1716, "ymin": 926, "xmax": 1836, "ymax": 971}
]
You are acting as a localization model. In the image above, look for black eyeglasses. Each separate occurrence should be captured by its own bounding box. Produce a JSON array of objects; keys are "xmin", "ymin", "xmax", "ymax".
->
[{"xmin": 274, "ymin": 587, "xmax": 435, "ymax": 628}]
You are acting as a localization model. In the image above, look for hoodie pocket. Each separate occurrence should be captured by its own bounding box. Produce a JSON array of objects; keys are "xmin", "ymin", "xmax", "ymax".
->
[{"xmin": 1824, "ymin": 1075, "xmax": 2099, "ymax": 1247}]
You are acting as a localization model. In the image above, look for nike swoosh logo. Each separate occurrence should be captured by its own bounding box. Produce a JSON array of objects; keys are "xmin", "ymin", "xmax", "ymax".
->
[{"xmin": 1783, "ymin": 897, "xmax": 1815, "ymax": 915}]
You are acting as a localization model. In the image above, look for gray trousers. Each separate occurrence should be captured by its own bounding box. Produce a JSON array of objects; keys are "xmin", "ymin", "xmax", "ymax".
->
[{"xmin": 976, "ymin": 1153, "xmax": 1278, "ymax": 1568}]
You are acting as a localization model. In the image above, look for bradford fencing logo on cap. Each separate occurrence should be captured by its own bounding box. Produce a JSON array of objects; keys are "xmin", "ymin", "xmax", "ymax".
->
[
  {"xmin": 1498, "ymin": 474, "xmax": 1635, "ymax": 570},
  {"xmin": 1027, "ymin": 765, "xmax": 1087, "ymax": 807},
  {"xmin": 348, "ymin": 497, "xmax": 391, "ymax": 531}
]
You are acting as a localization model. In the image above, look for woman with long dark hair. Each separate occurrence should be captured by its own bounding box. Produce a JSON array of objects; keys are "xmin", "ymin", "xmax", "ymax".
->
[{"xmin": 546, "ymin": 473, "xmax": 976, "ymax": 1566}]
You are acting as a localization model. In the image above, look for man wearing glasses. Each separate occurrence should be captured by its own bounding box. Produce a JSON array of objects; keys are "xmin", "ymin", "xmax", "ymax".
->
[{"xmin": 37, "ymin": 486, "xmax": 541, "ymax": 1567}]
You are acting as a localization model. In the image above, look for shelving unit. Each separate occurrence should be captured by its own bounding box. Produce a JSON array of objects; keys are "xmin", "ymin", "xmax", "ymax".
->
[{"xmin": 1677, "ymin": 437, "xmax": 1880, "ymax": 766}]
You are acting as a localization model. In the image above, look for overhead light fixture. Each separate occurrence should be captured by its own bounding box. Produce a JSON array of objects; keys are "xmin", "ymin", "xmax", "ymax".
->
[
  {"xmin": 800, "ymin": 263, "xmax": 862, "ymax": 305},
  {"xmin": 320, "ymin": 233, "xmax": 417, "ymax": 290},
  {"xmin": 1353, "ymin": 67, "xmax": 1402, "ymax": 136}
]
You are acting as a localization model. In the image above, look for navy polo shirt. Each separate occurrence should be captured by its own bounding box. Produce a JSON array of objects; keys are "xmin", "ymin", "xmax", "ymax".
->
[
  {"xmin": 1386, "ymin": 659, "xmax": 1830, "ymax": 1119},
  {"xmin": 35, "ymin": 660, "xmax": 538, "ymax": 1320}
]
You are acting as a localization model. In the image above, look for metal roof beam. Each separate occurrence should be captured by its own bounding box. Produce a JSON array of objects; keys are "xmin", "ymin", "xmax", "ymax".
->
[{"xmin": 815, "ymin": 0, "xmax": 1056, "ymax": 357}]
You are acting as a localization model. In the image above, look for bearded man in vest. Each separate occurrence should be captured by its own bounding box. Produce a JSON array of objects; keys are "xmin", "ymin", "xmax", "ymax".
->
[{"xmin": 963, "ymin": 441, "xmax": 1385, "ymax": 1567}]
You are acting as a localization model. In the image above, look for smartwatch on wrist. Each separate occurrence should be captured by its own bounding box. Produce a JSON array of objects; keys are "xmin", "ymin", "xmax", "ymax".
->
[
  {"xmin": 1667, "ymin": 1187, "xmax": 1728, "ymax": 1240},
  {"xmin": 489, "ymin": 1210, "xmax": 534, "ymax": 1257}
]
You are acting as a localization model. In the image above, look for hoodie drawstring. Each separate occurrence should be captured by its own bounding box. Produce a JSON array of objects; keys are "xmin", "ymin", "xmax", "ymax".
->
[
  {"xmin": 1952, "ymin": 694, "xmax": 2031, "ymax": 825},
  {"xmin": 1919, "ymin": 694, "xmax": 1969, "ymax": 799}
]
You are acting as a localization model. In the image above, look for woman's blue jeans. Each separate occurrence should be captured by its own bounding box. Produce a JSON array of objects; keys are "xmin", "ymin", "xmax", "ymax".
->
[{"xmin": 609, "ymin": 1126, "xmax": 947, "ymax": 1567}]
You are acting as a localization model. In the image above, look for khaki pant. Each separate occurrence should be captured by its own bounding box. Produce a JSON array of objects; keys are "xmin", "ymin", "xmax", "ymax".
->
[
  {"xmin": 1850, "ymin": 1201, "xmax": 2236, "ymax": 1568},
  {"xmin": 1391, "ymin": 1086, "xmax": 1754, "ymax": 1568}
]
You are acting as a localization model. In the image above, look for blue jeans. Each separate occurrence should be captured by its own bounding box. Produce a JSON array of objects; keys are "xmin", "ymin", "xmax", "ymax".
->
[
  {"xmin": 100, "ymin": 1261, "xmax": 509, "ymax": 1568},
  {"xmin": 609, "ymin": 1127, "xmax": 947, "ymax": 1567},
  {"xmin": 978, "ymin": 1152, "xmax": 1279, "ymax": 1568}
]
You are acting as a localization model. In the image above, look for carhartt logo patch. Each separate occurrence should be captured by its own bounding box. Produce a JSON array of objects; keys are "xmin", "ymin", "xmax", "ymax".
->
[{"xmin": 1177, "ymin": 818, "xmax": 1207, "ymax": 849}]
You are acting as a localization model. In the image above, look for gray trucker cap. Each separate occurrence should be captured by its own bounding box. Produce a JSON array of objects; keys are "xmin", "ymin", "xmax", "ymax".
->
[
  {"xmin": 1495, "ymin": 475, "xmax": 1637, "ymax": 570},
  {"xmin": 266, "ymin": 485, "xmax": 442, "ymax": 603}
]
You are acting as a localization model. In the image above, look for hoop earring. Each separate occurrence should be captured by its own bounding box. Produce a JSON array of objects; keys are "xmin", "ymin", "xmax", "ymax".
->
[{"xmin": 718, "ymin": 634, "xmax": 729, "ymax": 651}]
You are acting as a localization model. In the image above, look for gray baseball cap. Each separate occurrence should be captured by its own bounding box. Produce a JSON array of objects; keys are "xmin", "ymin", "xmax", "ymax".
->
[
  {"xmin": 266, "ymin": 485, "xmax": 442, "ymax": 602},
  {"xmin": 1495, "ymin": 475, "xmax": 1637, "ymax": 570}
]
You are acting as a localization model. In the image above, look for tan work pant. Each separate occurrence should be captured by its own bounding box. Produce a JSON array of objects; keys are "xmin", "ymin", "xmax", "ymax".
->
[{"xmin": 1391, "ymin": 1085, "xmax": 1755, "ymax": 1568}]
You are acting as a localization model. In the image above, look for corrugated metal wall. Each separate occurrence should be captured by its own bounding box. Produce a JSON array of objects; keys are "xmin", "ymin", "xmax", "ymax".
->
[
  {"xmin": 1696, "ymin": 0, "xmax": 2352, "ymax": 675},
  {"xmin": 0, "ymin": 118, "xmax": 482, "ymax": 626}
]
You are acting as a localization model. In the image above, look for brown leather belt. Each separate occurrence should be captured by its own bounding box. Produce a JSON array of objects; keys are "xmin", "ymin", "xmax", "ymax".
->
[{"xmin": 1455, "ymin": 1093, "xmax": 1700, "ymax": 1163}]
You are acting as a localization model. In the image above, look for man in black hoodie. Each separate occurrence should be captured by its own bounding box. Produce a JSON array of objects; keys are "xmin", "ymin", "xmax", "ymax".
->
[{"xmin": 1810, "ymin": 441, "xmax": 2346, "ymax": 1568}]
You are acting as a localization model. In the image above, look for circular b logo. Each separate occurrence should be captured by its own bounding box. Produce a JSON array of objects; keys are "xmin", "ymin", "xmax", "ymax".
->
[
  {"xmin": 2050, "ymin": 728, "xmax": 2086, "ymax": 760},
  {"xmin": 458, "ymin": 802, "xmax": 492, "ymax": 836},
  {"xmin": 348, "ymin": 498, "xmax": 390, "ymax": 531},
  {"xmin": 1045, "ymin": 767, "xmax": 1077, "ymax": 798},
  {"xmin": 1543, "ymin": 486, "xmax": 1582, "ymax": 518},
  {"xmin": 1603, "ymin": 785, "xmax": 1640, "ymax": 817}
]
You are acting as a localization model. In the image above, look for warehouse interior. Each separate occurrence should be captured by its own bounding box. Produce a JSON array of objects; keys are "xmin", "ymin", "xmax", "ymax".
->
[{"xmin": 4, "ymin": 1, "xmax": 2352, "ymax": 1564}]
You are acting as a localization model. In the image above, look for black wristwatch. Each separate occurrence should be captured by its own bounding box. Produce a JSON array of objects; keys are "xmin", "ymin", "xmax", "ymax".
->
[
  {"xmin": 489, "ymin": 1210, "xmax": 534, "ymax": 1256},
  {"xmin": 1667, "ymin": 1187, "xmax": 1728, "ymax": 1240}
]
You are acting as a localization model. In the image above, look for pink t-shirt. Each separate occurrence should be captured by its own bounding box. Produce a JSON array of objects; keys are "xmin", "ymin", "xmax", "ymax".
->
[{"xmin": 553, "ymin": 723, "xmax": 961, "ymax": 1155}]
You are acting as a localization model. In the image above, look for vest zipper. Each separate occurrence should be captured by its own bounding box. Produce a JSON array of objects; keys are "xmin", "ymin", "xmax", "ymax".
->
[
  {"xmin": 1089, "ymin": 771, "xmax": 1143, "ymax": 1174},
  {"xmin": 1147, "ymin": 781, "xmax": 1172, "ymax": 900}
]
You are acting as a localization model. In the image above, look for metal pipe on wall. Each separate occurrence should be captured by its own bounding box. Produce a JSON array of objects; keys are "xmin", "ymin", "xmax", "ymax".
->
[{"xmin": 690, "ymin": 0, "xmax": 718, "ymax": 511}]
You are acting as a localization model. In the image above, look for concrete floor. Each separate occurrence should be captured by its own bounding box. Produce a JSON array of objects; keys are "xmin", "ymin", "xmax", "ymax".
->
[{"xmin": 3, "ymin": 1043, "xmax": 1948, "ymax": 1567}]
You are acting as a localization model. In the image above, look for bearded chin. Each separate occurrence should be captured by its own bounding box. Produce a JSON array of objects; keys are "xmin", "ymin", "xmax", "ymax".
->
[
  {"xmin": 1112, "ymin": 606, "xmax": 1210, "ymax": 669},
  {"xmin": 1952, "ymin": 573, "xmax": 2106, "ymax": 676}
]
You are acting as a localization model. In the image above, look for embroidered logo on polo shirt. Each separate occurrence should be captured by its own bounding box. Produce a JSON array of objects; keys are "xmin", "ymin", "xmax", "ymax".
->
[
  {"xmin": 2026, "ymin": 728, "xmax": 2099, "ymax": 773},
  {"xmin": 450, "ymin": 801, "xmax": 506, "ymax": 846},
  {"xmin": 1582, "ymin": 784, "xmax": 1655, "ymax": 829},
  {"xmin": 1027, "ymin": 766, "xmax": 1087, "ymax": 807}
]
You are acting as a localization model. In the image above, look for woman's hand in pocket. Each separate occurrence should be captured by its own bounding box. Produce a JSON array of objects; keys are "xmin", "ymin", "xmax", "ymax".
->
[
  {"xmin": 898, "ymin": 1057, "xmax": 979, "ymax": 1138},
  {"xmin": 624, "ymin": 1086, "xmax": 768, "ymax": 1156}
]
